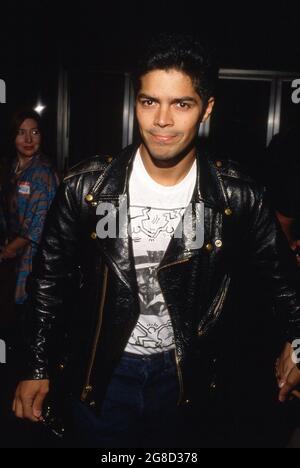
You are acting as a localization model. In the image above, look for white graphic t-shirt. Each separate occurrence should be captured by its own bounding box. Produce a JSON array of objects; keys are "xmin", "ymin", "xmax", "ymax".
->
[{"xmin": 125, "ymin": 149, "xmax": 197, "ymax": 355}]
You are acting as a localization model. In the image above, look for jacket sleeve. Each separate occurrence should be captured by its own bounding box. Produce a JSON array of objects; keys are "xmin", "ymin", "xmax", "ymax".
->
[
  {"xmin": 22, "ymin": 179, "xmax": 80, "ymax": 380},
  {"xmin": 249, "ymin": 185, "xmax": 300, "ymax": 345}
]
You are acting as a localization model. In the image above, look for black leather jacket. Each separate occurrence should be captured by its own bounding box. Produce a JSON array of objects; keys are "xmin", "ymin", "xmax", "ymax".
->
[{"xmin": 24, "ymin": 144, "xmax": 300, "ymax": 412}]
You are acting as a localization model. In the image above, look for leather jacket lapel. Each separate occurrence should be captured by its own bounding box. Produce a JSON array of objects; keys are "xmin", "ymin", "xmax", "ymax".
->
[
  {"xmin": 85, "ymin": 146, "xmax": 138, "ymax": 293},
  {"xmin": 160, "ymin": 147, "xmax": 229, "ymax": 268}
]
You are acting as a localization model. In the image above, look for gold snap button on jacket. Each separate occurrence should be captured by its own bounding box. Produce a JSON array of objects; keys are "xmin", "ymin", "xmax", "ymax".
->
[{"xmin": 85, "ymin": 194, "xmax": 94, "ymax": 202}]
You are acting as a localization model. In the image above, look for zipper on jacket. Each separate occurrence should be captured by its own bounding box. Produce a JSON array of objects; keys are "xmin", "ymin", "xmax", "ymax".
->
[
  {"xmin": 174, "ymin": 348, "xmax": 185, "ymax": 406},
  {"xmin": 197, "ymin": 274, "xmax": 230, "ymax": 337},
  {"xmin": 158, "ymin": 257, "xmax": 191, "ymax": 272},
  {"xmin": 157, "ymin": 257, "xmax": 191, "ymax": 406},
  {"xmin": 81, "ymin": 264, "xmax": 109, "ymax": 401}
]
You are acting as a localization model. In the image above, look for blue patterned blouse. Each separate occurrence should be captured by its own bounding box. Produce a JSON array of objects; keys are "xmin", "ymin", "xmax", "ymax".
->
[{"xmin": 7, "ymin": 154, "xmax": 58, "ymax": 304}]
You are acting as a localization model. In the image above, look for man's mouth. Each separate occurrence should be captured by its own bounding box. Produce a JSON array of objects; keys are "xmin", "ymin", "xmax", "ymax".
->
[{"xmin": 150, "ymin": 133, "xmax": 177, "ymax": 143}]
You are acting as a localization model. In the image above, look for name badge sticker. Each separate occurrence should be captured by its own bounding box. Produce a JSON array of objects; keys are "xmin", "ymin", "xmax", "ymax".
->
[{"xmin": 18, "ymin": 182, "xmax": 31, "ymax": 195}]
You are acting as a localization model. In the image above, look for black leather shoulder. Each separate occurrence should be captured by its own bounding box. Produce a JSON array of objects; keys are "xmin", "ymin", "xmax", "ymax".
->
[
  {"xmin": 63, "ymin": 154, "xmax": 113, "ymax": 182},
  {"xmin": 212, "ymin": 157, "xmax": 257, "ymax": 185}
]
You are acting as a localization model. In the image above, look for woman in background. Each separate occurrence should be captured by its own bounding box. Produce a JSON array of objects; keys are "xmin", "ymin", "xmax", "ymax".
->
[{"xmin": 0, "ymin": 109, "xmax": 58, "ymax": 309}]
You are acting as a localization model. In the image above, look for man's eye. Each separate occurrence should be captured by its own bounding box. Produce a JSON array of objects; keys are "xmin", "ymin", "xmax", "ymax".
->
[
  {"xmin": 32, "ymin": 130, "xmax": 40, "ymax": 135},
  {"xmin": 141, "ymin": 99, "xmax": 154, "ymax": 106},
  {"xmin": 177, "ymin": 102, "xmax": 190, "ymax": 109}
]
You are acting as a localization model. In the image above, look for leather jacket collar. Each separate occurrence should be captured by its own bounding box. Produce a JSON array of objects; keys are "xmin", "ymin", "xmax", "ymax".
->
[{"xmin": 88, "ymin": 143, "xmax": 230, "ymax": 213}]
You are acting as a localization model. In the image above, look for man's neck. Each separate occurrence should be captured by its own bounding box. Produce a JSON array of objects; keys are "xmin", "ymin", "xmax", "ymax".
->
[{"xmin": 139, "ymin": 145, "xmax": 196, "ymax": 187}]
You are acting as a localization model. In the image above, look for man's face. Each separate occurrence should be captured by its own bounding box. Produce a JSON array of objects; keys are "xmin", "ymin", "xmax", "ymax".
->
[
  {"xmin": 136, "ymin": 69, "xmax": 214, "ymax": 164},
  {"xmin": 15, "ymin": 118, "xmax": 41, "ymax": 159}
]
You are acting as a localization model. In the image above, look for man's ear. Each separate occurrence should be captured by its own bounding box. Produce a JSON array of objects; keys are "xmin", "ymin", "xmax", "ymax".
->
[{"xmin": 201, "ymin": 97, "xmax": 215, "ymax": 122}]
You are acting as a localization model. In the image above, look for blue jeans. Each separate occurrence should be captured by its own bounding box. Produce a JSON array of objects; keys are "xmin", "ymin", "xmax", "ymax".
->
[{"xmin": 67, "ymin": 349, "xmax": 187, "ymax": 448}]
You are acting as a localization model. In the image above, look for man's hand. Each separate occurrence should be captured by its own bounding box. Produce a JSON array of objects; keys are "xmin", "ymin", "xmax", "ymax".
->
[
  {"xmin": 13, "ymin": 380, "xmax": 50, "ymax": 422},
  {"xmin": 276, "ymin": 343, "xmax": 300, "ymax": 402},
  {"xmin": 275, "ymin": 212, "xmax": 300, "ymax": 267},
  {"xmin": 279, "ymin": 366, "xmax": 300, "ymax": 402}
]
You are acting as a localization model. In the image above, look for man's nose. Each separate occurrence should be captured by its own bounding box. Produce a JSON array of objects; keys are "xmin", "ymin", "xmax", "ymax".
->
[{"xmin": 154, "ymin": 105, "xmax": 173, "ymax": 127}]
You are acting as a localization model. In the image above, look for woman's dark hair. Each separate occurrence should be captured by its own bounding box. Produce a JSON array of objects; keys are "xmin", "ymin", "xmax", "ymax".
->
[
  {"xmin": 10, "ymin": 109, "xmax": 43, "ymax": 142},
  {"xmin": 7, "ymin": 109, "xmax": 43, "ymax": 161},
  {"xmin": 132, "ymin": 33, "xmax": 219, "ymax": 105}
]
